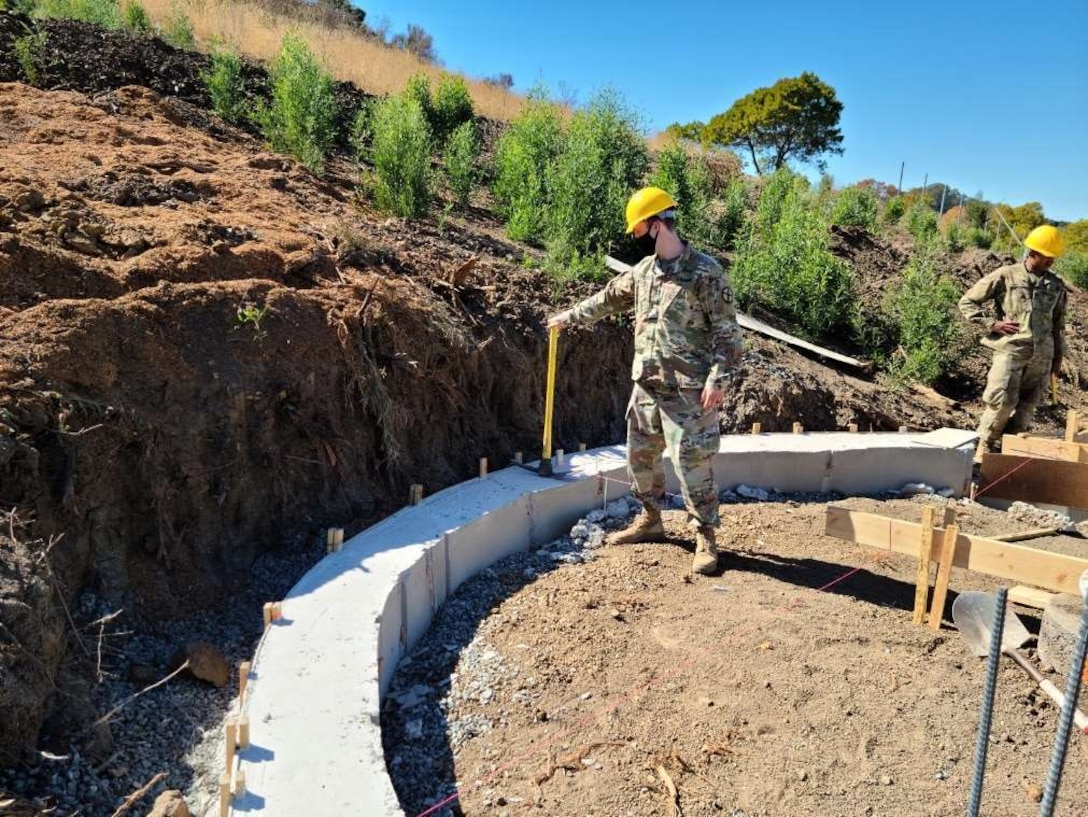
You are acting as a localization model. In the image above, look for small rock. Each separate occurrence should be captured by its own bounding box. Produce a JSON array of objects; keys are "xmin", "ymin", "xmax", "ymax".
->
[
  {"xmin": 609, "ymin": 609, "xmax": 624, "ymax": 621},
  {"xmin": 880, "ymin": 775, "xmax": 893, "ymax": 786},
  {"xmin": 797, "ymin": 769, "xmax": 808, "ymax": 782},
  {"xmin": 148, "ymin": 790, "xmax": 191, "ymax": 817},
  {"xmin": 586, "ymin": 509, "xmax": 607, "ymax": 524},
  {"xmin": 580, "ymin": 692, "xmax": 593, "ymax": 700},
  {"xmin": 605, "ymin": 499, "xmax": 629, "ymax": 519},
  {"xmin": 1022, "ymin": 779, "xmax": 1043, "ymax": 803},
  {"xmin": 898, "ymin": 483, "xmax": 934, "ymax": 497},
  {"xmin": 736, "ymin": 484, "xmax": 770, "ymax": 501},
  {"xmin": 405, "ymin": 719, "xmax": 424, "ymax": 739},
  {"xmin": 175, "ymin": 642, "xmax": 230, "ymax": 688}
]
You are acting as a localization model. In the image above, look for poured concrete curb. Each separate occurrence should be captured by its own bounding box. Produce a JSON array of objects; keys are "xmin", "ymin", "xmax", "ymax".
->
[{"xmin": 230, "ymin": 432, "xmax": 972, "ymax": 815}]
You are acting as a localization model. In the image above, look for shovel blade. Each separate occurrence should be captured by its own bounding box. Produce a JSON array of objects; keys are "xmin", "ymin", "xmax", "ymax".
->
[{"xmin": 952, "ymin": 591, "xmax": 1031, "ymax": 658}]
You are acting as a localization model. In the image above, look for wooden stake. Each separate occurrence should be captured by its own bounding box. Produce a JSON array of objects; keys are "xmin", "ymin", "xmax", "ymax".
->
[
  {"xmin": 992, "ymin": 527, "xmax": 1058, "ymax": 543},
  {"xmin": 409, "ymin": 484, "xmax": 423, "ymax": 506},
  {"xmin": 225, "ymin": 718, "xmax": 238, "ymax": 769},
  {"xmin": 514, "ymin": 451, "xmax": 523, "ymax": 464},
  {"xmin": 1066, "ymin": 410, "xmax": 1079, "ymax": 443},
  {"xmin": 262, "ymin": 603, "xmax": 273, "ymax": 631},
  {"xmin": 326, "ymin": 528, "xmax": 336, "ymax": 553},
  {"xmin": 556, "ymin": 448, "xmax": 564, "ymax": 466},
  {"xmin": 579, "ymin": 442, "xmax": 587, "ymax": 452},
  {"xmin": 847, "ymin": 423, "xmax": 858, "ymax": 433},
  {"xmin": 751, "ymin": 422, "xmax": 762, "ymax": 434},
  {"xmin": 928, "ymin": 523, "xmax": 960, "ymax": 630},
  {"xmin": 912, "ymin": 507, "xmax": 937, "ymax": 625},
  {"xmin": 238, "ymin": 661, "xmax": 251, "ymax": 703},
  {"xmin": 237, "ymin": 714, "xmax": 250, "ymax": 749},
  {"xmin": 793, "ymin": 422, "xmax": 804, "ymax": 434},
  {"xmin": 479, "ymin": 457, "xmax": 488, "ymax": 478},
  {"xmin": 232, "ymin": 770, "xmax": 246, "ymax": 797},
  {"xmin": 334, "ymin": 528, "xmax": 344, "ymax": 551},
  {"xmin": 218, "ymin": 773, "xmax": 231, "ymax": 817},
  {"xmin": 899, "ymin": 425, "xmax": 909, "ymax": 433}
]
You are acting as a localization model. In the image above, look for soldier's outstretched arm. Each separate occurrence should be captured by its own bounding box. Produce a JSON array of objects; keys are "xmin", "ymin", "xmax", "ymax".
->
[
  {"xmin": 957, "ymin": 270, "xmax": 1003, "ymax": 325},
  {"xmin": 553, "ymin": 268, "xmax": 636, "ymax": 328}
]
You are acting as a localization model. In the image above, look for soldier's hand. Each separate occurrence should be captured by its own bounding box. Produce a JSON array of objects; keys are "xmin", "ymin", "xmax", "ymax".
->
[
  {"xmin": 990, "ymin": 320, "xmax": 1020, "ymax": 335},
  {"xmin": 700, "ymin": 385, "xmax": 725, "ymax": 411},
  {"xmin": 547, "ymin": 310, "xmax": 571, "ymax": 330}
]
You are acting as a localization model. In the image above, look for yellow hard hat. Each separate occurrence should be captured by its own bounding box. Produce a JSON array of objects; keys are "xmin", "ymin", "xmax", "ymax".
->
[
  {"xmin": 624, "ymin": 186, "xmax": 678, "ymax": 234},
  {"xmin": 1024, "ymin": 224, "xmax": 1065, "ymax": 258}
]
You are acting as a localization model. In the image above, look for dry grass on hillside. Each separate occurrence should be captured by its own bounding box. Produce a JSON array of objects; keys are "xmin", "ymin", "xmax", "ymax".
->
[{"xmin": 142, "ymin": 0, "xmax": 526, "ymax": 120}]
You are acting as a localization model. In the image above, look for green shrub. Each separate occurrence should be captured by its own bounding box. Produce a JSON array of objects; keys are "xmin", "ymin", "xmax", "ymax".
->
[
  {"xmin": 120, "ymin": 0, "xmax": 151, "ymax": 33},
  {"xmin": 650, "ymin": 140, "xmax": 713, "ymax": 246},
  {"xmin": 202, "ymin": 46, "xmax": 246, "ymax": 124},
  {"xmin": 831, "ymin": 185, "xmax": 879, "ymax": 231},
  {"xmin": 404, "ymin": 73, "xmax": 433, "ymax": 121},
  {"xmin": 1056, "ymin": 251, "xmax": 1088, "ymax": 291},
  {"xmin": 883, "ymin": 247, "xmax": 966, "ymax": 385},
  {"xmin": 943, "ymin": 221, "xmax": 966, "ymax": 253},
  {"xmin": 715, "ymin": 176, "xmax": 749, "ymax": 252},
  {"xmin": 369, "ymin": 92, "xmax": 432, "ymax": 218},
  {"xmin": 254, "ymin": 32, "xmax": 339, "ymax": 172},
  {"xmin": 883, "ymin": 195, "xmax": 906, "ymax": 223},
  {"xmin": 444, "ymin": 120, "xmax": 478, "ymax": 207},
  {"xmin": 733, "ymin": 168, "xmax": 855, "ymax": 337},
  {"xmin": 431, "ymin": 74, "xmax": 473, "ymax": 144},
  {"xmin": 492, "ymin": 89, "xmax": 564, "ymax": 243},
  {"xmin": 35, "ymin": 0, "xmax": 121, "ymax": 28},
  {"xmin": 965, "ymin": 227, "xmax": 993, "ymax": 249},
  {"xmin": 161, "ymin": 1, "xmax": 194, "ymax": 48},
  {"xmin": 905, "ymin": 200, "xmax": 939, "ymax": 243},
  {"xmin": 13, "ymin": 28, "xmax": 46, "ymax": 86},
  {"xmin": 544, "ymin": 89, "xmax": 648, "ymax": 276}
]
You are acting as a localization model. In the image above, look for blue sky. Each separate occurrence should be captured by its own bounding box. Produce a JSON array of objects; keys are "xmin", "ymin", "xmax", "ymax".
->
[{"xmin": 361, "ymin": 1, "xmax": 1088, "ymax": 221}]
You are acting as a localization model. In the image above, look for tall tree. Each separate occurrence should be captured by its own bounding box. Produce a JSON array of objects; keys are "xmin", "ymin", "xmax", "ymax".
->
[{"xmin": 680, "ymin": 72, "xmax": 844, "ymax": 175}]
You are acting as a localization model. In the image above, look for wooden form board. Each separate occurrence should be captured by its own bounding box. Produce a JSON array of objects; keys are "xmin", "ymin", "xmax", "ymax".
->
[
  {"xmin": 1000, "ymin": 434, "xmax": 1088, "ymax": 464},
  {"xmin": 979, "ymin": 453, "xmax": 1088, "ymax": 510},
  {"xmin": 603, "ymin": 256, "xmax": 869, "ymax": 370},
  {"xmin": 824, "ymin": 506, "xmax": 1088, "ymax": 596}
]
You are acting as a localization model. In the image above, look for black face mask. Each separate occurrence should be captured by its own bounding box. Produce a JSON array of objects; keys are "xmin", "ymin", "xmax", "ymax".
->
[{"xmin": 635, "ymin": 223, "xmax": 657, "ymax": 256}]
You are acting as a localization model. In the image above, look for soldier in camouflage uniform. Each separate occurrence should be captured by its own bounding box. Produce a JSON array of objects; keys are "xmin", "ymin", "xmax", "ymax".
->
[
  {"xmin": 958, "ymin": 224, "xmax": 1068, "ymax": 461},
  {"xmin": 548, "ymin": 187, "xmax": 744, "ymax": 575}
]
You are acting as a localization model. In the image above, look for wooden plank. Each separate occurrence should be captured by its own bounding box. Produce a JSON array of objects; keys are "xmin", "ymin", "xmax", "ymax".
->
[
  {"xmin": 1066, "ymin": 410, "xmax": 1079, "ymax": 443},
  {"xmin": 824, "ymin": 506, "xmax": 1088, "ymax": 595},
  {"xmin": 912, "ymin": 507, "xmax": 937, "ymax": 625},
  {"xmin": 979, "ymin": 453, "xmax": 1088, "ymax": 509},
  {"xmin": 1000, "ymin": 434, "xmax": 1088, "ymax": 464},
  {"xmin": 604, "ymin": 255, "xmax": 870, "ymax": 370},
  {"xmin": 929, "ymin": 523, "xmax": 959, "ymax": 630},
  {"xmin": 1008, "ymin": 585, "xmax": 1057, "ymax": 609},
  {"xmin": 991, "ymin": 527, "xmax": 1059, "ymax": 543}
]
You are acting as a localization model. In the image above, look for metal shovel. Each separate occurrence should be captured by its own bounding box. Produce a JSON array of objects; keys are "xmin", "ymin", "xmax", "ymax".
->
[{"xmin": 952, "ymin": 591, "xmax": 1088, "ymax": 734}]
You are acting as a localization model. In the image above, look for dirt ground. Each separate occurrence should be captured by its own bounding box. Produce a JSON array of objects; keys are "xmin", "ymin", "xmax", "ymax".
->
[{"xmin": 386, "ymin": 496, "xmax": 1088, "ymax": 817}]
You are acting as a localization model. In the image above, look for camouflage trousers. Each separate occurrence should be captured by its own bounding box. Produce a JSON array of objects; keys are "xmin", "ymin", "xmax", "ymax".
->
[
  {"xmin": 625, "ymin": 381, "xmax": 720, "ymax": 527},
  {"xmin": 977, "ymin": 347, "xmax": 1052, "ymax": 448}
]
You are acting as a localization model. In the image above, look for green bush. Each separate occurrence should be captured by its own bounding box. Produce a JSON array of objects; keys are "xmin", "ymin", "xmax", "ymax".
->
[
  {"xmin": 161, "ymin": 1, "xmax": 194, "ymax": 48},
  {"xmin": 943, "ymin": 221, "xmax": 965, "ymax": 253},
  {"xmin": 431, "ymin": 74, "xmax": 473, "ymax": 144},
  {"xmin": 444, "ymin": 120, "xmax": 478, "ymax": 207},
  {"xmin": 492, "ymin": 89, "xmax": 564, "ymax": 243},
  {"xmin": 35, "ymin": 0, "xmax": 121, "ymax": 28},
  {"xmin": 831, "ymin": 185, "xmax": 879, "ymax": 231},
  {"xmin": 404, "ymin": 73, "xmax": 433, "ymax": 121},
  {"xmin": 1056, "ymin": 251, "xmax": 1088, "ymax": 290},
  {"xmin": 202, "ymin": 46, "xmax": 246, "ymax": 124},
  {"xmin": 883, "ymin": 247, "xmax": 966, "ymax": 385},
  {"xmin": 121, "ymin": 0, "xmax": 151, "ymax": 33},
  {"xmin": 905, "ymin": 200, "xmax": 939, "ymax": 243},
  {"xmin": 254, "ymin": 32, "xmax": 339, "ymax": 172},
  {"xmin": 544, "ymin": 89, "xmax": 648, "ymax": 276},
  {"xmin": 883, "ymin": 195, "xmax": 906, "ymax": 223},
  {"xmin": 733, "ymin": 168, "xmax": 855, "ymax": 337},
  {"xmin": 13, "ymin": 28, "xmax": 46, "ymax": 86},
  {"xmin": 715, "ymin": 176, "xmax": 749, "ymax": 252},
  {"xmin": 369, "ymin": 92, "xmax": 432, "ymax": 218},
  {"xmin": 965, "ymin": 227, "xmax": 993, "ymax": 249},
  {"xmin": 650, "ymin": 140, "xmax": 713, "ymax": 246}
]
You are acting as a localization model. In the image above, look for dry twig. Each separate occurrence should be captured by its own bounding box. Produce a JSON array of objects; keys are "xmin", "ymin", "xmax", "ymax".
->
[
  {"xmin": 655, "ymin": 764, "xmax": 683, "ymax": 817},
  {"xmin": 110, "ymin": 771, "xmax": 166, "ymax": 817},
  {"xmin": 92, "ymin": 661, "xmax": 189, "ymax": 729}
]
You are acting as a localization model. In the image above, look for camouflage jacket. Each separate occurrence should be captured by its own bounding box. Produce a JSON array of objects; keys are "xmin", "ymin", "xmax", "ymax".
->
[
  {"xmin": 567, "ymin": 245, "xmax": 744, "ymax": 390},
  {"xmin": 958, "ymin": 262, "xmax": 1067, "ymax": 359}
]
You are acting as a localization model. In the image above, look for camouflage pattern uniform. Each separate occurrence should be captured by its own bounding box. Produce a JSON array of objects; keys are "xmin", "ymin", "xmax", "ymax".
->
[
  {"xmin": 958, "ymin": 262, "xmax": 1067, "ymax": 449},
  {"xmin": 567, "ymin": 245, "xmax": 744, "ymax": 527}
]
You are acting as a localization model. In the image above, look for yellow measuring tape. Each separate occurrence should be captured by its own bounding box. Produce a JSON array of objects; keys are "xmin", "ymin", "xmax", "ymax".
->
[{"xmin": 540, "ymin": 325, "xmax": 559, "ymax": 475}]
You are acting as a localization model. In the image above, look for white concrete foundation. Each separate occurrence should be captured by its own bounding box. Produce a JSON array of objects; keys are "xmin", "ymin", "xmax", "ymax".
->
[{"xmin": 229, "ymin": 431, "xmax": 973, "ymax": 816}]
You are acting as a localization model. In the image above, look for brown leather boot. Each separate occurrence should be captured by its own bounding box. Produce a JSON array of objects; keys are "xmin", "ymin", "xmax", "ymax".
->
[
  {"xmin": 609, "ymin": 506, "xmax": 664, "ymax": 545},
  {"xmin": 691, "ymin": 525, "xmax": 719, "ymax": 575}
]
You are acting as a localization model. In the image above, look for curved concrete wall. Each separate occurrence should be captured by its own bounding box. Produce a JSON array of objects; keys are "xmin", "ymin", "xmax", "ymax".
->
[{"xmin": 227, "ymin": 431, "xmax": 973, "ymax": 816}]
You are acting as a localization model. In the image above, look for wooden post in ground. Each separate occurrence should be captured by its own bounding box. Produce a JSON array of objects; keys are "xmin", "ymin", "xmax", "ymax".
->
[
  {"xmin": 751, "ymin": 422, "xmax": 762, "ymax": 434},
  {"xmin": 514, "ymin": 451, "xmax": 523, "ymax": 465},
  {"xmin": 479, "ymin": 457, "xmax": 488, "ymax": 479},
  {"xmin": 232, "ymin": 770, "xmax": 246, "ymax": 797},
  {"xmin": 238, "ymin": 661, "xmax": 251, "ymax": 703},
  {"xmin": 899, "ymin": 425, "xmax": 909, "ymax": 433},
  {"xmin": 225, "ymin": 717, "xmax": 238, "ymax": 769},
  {"xmin": 912, "ymin": 506, "xmax": 938, "ymax": 625},
  {"xmin": 409, "ymin": 484, "xmax": 423, "ymax": 506},
  {"xmin": 579, "ymin": 442, "xmax": 587, "ymax": 452},
  {"xmin": 929, "ymin": 523, "xmax": 960, "ymax": 630},
  {"xmin": 262, "ymin": 603, "xmax": 273, "ymax": 631},
  {"xmin": 793, "ymin": 422, "xmax": 804, "ymax": 434},
  {"xmin": 848, "ymin": 423, "xmax": 858, "ymax": 433},
  {"xmin": 237, "ymin": 714, "xmax": 250, "ymax": 749},
  {"xmin": 1066, "ymin": 410, "xmax": 1080, "ymax": 443},
  {"xmin": 218, "ymin": 773, "xmax": 231, "ymax": 817}
]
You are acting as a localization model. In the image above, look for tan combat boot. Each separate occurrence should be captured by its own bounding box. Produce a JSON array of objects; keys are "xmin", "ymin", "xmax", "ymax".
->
[
  {"xmin": 609, "ymin": 506, "xmax": 664, "ymax": 545},
  {"xmin": 692, "ymin": 525, "xmax": 719, "ymax": 575}
]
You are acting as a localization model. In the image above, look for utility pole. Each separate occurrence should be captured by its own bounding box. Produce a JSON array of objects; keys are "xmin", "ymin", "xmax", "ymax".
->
[
  {"xmin": 898, "ymin": 161, "xmax": 904, "ymax": 194},
  {"xmin": 939, "ymin": 185, "xmax": 947, "ymax": 215}
]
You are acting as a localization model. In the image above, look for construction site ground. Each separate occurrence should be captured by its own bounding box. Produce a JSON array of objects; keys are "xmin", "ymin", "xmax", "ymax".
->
[{"xmin": 384, "ymin": 496, "xmax": 1088, "ymax": 817}]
